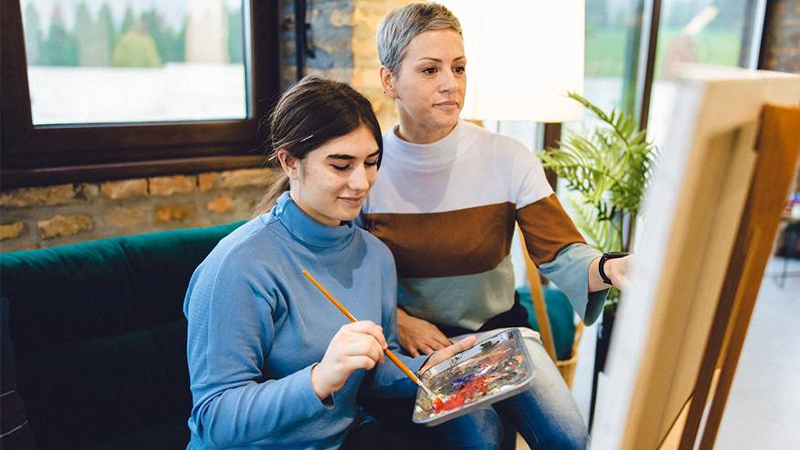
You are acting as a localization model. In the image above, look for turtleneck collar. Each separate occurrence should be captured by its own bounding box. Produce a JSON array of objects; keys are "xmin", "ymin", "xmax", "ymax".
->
[
  {"xmin": 270, "ymin": 191, "xmax": 354, "ymax": 249},
  {"xmin": 384, "ymin": 120, "xmax": 462, "ymax": 170}
]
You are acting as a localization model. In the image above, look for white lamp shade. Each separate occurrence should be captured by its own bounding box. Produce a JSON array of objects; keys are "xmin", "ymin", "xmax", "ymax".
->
[{"xmin": 439, "ymin": 0, "xmax": 585, "ymax": 122}]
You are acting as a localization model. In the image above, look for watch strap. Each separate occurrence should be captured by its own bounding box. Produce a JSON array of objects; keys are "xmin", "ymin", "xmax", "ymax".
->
[{"xmin": 599, "ymin": 252, "xmax": 629, "ymax": 286}]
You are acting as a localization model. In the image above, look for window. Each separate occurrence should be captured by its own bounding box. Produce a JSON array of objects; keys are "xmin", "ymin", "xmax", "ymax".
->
[
  {"xmin": 1, "ymin": 0, "xmax": 280, "ymax": 187},
  {"xmin": 647, "ymin": 0, "xmax": 764, "ymax": 148}
]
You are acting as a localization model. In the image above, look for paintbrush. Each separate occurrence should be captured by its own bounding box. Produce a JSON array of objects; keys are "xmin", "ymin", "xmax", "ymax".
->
[{"xmin": 302, "ymin": 269, "xmax": 437, "ymax": 399}]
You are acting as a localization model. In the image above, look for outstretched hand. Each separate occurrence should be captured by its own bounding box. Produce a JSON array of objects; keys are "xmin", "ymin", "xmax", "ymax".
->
[
  {"xmin": 590, "ymin": 254, "xmax": 633, "ymax": 292},
  {"xmin": 420, "ymin": 335, "xmax": 477, "ymax": 374},
  {"xmin": 605, "ymin": 255, "xmax": 631, "ymax": 290}
]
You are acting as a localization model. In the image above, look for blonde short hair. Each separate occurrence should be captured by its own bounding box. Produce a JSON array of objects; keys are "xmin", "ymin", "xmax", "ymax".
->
[{"xmin": 376, "ymin": 3, "xmax": 462, "ymax": 73}]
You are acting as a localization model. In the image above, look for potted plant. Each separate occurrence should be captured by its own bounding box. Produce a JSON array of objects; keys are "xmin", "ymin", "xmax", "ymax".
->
[{"xmin": 538, "ymin": 92, "xmax": 658, "ymax": 421}]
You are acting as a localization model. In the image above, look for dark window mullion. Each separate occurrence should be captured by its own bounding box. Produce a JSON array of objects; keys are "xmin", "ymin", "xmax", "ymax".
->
[{"xmin": 635, "ymin": 0, "xmax": 663, "ymax": 133}]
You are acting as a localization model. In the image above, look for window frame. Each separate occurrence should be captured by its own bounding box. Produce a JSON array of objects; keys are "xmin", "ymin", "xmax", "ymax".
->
[{"xmin": 0, "ymin": 0, "xmax": 280, "ymax": 188}]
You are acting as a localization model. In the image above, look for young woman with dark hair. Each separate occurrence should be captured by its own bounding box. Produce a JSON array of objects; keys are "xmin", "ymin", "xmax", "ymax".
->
[{"xmin": 183, "ymin": 75, "xmax": 498, "ymax": 450}]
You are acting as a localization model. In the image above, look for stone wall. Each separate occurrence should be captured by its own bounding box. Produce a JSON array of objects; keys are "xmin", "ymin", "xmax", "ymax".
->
[
  {"xmin": 761, "ymin": 0, "xmax": 800, "ymax": 192},
  {"xmin": 280, "ymin": 0, "xmax": 413, "ymax": 131},
  {"xmin": 761, "ymin": 0, "xmax": 800, "ymax": 75},
  {"xmin": 0, "ymin": 169, "xmax": 281, "ymax": 251},
  {"xmin": 351, "ymin": 0, "xmax": 415, "ymax": 131},
  {"xmin": 0, "ymin": 0, "xmax": 413, "ymax": 252}
]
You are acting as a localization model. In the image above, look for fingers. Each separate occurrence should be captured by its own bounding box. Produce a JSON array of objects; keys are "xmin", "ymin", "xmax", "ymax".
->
[
  {"xmin": 343, "ymin": 339, "xmax": 385, "ymax": 364},
  {"xmin": 345, "ymin": 321, "xmax": 388, "ymax": 350},
  {"xmin": 419, "ymin": 344, "xmax": 435, "ymax": 356},
  {"xmin": 349, "ymin": 355, "xmax": 378, "ymax": 371},
  {"xmin": 431, "ymin": 332, "xmax": 454, "ymax": 349},
  {"xmin": 416, "ymin": 322, "xmax": 449, "ymax": 352},
  {"xmin": 422, "ymin": 335, "xmax": 477, "ymax": 372},
  {"xmin": 439, "ymin": 335, "xmax": 476, "ymax": 359},
  {"xmin": 453, "ymin": 335, "xmax": 477, "ymax": 351}
]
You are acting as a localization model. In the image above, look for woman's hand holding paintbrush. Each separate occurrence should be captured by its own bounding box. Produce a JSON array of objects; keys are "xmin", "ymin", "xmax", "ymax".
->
[
  {"xmin": 303, "ymin": 270, "xmax": 476, "ymax": 400},
  {"xmin": 310, "ymin": 321, "xmax": 391, "ymax": 401}
]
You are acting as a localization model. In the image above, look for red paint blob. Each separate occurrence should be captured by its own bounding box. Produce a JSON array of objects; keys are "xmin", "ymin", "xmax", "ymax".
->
[{"xmin": 432, "ymin": 376, "xmax": 489, "ymax": 413}]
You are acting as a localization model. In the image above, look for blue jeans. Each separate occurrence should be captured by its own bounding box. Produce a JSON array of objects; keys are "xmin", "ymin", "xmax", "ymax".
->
[
  {"xmin": 358, "ymin": 340, "xmax": 586, "ymax": 450},
  {"xmin": 439, "ymin": 338, "xmax": 587, "ymax": 450},
  {"xmin": 496, "ymin": 338, "xmax": 588, "ymax": 449},
  {"xmin": 433, "ymin": 407, "xmax": 503, "ymax": 450}
]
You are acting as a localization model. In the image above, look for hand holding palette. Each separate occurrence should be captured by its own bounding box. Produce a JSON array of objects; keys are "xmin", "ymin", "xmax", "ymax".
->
[{"xmin": 413, "ymin": 328, "xmax": 536, "ymax": 426}]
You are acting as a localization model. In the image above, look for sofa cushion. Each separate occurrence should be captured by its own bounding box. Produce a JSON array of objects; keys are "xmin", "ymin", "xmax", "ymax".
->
[
  {"xmin": 517, "ymin": 286, "xmax": 576, "ymax": 360},
  {"xmin": 0, "ymin": 298, "xmax": 36, "ymax": 450},
  {"xmin": 0, "ymin": 221, "xmax": 245, "ymax": 351},
  {"xmin": 0, "ymin": 221, "xmax": 244, "ymax": 449}
]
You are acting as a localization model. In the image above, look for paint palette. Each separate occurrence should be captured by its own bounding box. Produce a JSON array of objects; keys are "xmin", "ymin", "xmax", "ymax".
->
[{"xmin": 412, "ymin": 328, "xmax": 536, "ymax": 426}]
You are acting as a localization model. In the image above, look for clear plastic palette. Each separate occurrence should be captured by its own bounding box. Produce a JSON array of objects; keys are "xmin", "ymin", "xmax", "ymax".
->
[{"xmin": 413, "ymin": 328, "xmax": 537, "ymax": 426}]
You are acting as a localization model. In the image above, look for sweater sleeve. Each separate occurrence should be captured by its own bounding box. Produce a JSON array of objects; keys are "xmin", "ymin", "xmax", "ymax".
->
[
  {"xmin": 513, "ymin": 151, "xmax": 609, "ymax": 326},
  {"xmin": 538, "ymin": 243, "xmax": 608, "ymax": 325},
  {"xmin": 184, "ymin": 255, "xmax": 332, "ymax": 448}
]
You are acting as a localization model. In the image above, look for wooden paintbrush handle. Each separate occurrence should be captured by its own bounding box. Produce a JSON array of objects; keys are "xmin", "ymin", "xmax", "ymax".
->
[
  {"xmin": 302, "ymin": 269, "xmax": 423, "ymax": 385},
  {"xmin": 384, "ymin": 348, "xmax": 421, "ymax": 384}
]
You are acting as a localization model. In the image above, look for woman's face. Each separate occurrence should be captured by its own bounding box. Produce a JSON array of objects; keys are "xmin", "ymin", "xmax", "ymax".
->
[
  {"xmin": 279, "ymin": 124, "xmax": 380, "ymax": 226},
  {"xmin": 382, "ymin": 29, "xmax": 466, "ymax": 143}
]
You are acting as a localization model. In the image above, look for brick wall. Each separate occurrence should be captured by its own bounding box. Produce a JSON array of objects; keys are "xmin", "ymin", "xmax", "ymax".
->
[
  {"xmin": 761, "ymin": 0, "xmax": 800, "ymax": 74},
  {"xmin": 0, "ymin": 0, "xmax": 413, "ymax": 252},
  {"xmin": 761, "ymin": 0, "xmax": 800, "ymax": 192},
  {"xmin": 0, "ymin": 169, "xmax": 281, "ymax": 251}
]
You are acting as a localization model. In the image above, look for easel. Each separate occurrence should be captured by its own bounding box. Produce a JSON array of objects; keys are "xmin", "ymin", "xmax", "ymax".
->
[{"xmin": 667, "ymin": 104, "xmax": 800, "ymax": 449}]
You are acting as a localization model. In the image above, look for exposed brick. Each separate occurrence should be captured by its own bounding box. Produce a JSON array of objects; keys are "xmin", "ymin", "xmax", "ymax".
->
[
  {"xmin": 155, "ymin": 204, "xmax": 195, "ymax": 223},
  {"xmin": 0, "ymin": 184, "xmax": 75, "ymax": 208},
  {"xmin": 329, "ymin": 8, "xmax": 353, "ymax": 27},
  {"xmin": 317, "ymin": 37, "xmax": 349, "ymax": 55},
  {"xmin": 207, "ymin": 195, "xmax": 235, "ymax": 214},
  {"xmin": 77, "ymin": 183, "xmax": 100, "ymax": 199},
  {"xmin": 0, "ymin": 222, "xmax": 25, "ymax": 240},
  {"xmin": 38, "ymin": 214, "xmax": 93, "ymax": 239},
  {"xmin": 306, "ymin": 67, "xmax": 352, "ymax": 83},
  {"xmin": 104, "ymin": 207, "xmax": 145, "ymax": 229},
  {"xmin": 220, "ymin": 168, "xmax": 273, "ymax": 189},
  {"xmin": 198, "ymin": 173, "xmax": 217, "ymax": 192},
  {"xmin": 101, "ymin": 179, "xmax": 148, "ymax": 200},
  {"xmin": 149, "ymin": 175, "xmax": 197, "ymax": 196}
]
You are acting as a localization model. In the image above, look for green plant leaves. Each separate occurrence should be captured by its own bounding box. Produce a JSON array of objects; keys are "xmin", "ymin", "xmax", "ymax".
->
[{"xmin": 538, "ymin": 91, "xmax": 659, "ymax": 255}]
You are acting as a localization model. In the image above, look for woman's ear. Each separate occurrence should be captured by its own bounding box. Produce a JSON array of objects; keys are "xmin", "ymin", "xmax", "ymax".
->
[
  {"xmin": 276, "ymin": 149, "xmax": 300, "ymax": 180},
  {"xmin": 380, "ymin": 65, "xmax": 398, "ymax": 99}
]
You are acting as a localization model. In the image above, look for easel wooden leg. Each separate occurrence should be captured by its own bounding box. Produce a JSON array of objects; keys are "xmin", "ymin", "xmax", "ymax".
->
[{"xmin": 678, "ymin": 104, "xmax": 800, "ymax": 449}]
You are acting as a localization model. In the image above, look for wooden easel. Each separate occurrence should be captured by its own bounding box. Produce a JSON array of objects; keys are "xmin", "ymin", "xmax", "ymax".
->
[{"xmin": 672, "ymin": 104, "xmax": 800, "ymax": 449}]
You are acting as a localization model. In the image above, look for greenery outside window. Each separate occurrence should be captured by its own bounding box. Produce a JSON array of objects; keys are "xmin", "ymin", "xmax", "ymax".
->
[{"xmin": 1, "ymin": 0, "xmax": 280, "ymax": 188}]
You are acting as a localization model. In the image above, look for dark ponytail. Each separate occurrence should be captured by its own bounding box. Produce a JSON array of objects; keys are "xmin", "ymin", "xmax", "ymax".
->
[{"xmin": 253, "ymin": 75, "xmax": 383, "ymax": 216}]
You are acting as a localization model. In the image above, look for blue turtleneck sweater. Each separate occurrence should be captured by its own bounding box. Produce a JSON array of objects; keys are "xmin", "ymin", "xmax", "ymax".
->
[{"xmin": 184, "ymin": 192, "xmax": 425, "ymax": 450}]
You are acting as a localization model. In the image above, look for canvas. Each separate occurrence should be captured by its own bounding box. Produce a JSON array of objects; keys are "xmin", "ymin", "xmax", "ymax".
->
[{"xmin": 591, "ymin": 66, "xmax": 800, "ymax": 449}]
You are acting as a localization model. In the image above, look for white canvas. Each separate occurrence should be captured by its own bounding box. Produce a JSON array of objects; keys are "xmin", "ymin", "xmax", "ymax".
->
[{"xmin": 590, "ymin": 66, "xmax": 800, "ymax": 450}]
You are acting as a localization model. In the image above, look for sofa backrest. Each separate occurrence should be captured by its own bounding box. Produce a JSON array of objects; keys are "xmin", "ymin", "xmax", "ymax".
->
[{"xmin": 0, "ymin": 221, "xmax": 244, "ymax": 449}]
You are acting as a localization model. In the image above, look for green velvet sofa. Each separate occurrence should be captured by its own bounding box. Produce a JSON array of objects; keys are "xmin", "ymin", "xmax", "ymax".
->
[
  {"xmin": 0, "ymin": 221, "xmax": 245, "ymax": 450},
  {"xmin": 0, "ymin": 220, "xmax": 578, "ymax": 450}
]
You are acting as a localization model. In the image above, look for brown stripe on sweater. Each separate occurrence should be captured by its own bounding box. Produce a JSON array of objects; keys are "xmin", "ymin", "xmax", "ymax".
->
[
  {"xmin": 516, "ymin": 194, "xmax": 586, "ymax": 265},
  {"xmin": 363, "ymin": 203, "xmax": 516, "ymax": 278}
]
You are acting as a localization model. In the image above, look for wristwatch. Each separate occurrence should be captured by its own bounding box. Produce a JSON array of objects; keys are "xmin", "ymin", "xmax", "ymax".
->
[{"xmin": 599, "ymin": 252, "xmax": 629, "ymax": 286}]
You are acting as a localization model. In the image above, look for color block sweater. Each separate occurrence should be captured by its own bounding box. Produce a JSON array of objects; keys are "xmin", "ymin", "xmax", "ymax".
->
[
  {"xmin": 184, "ymin": 192, "xmax": 425, "ymax": 450},
  {"xmin": 361, "ymin": 120, "xmax": 607, "ymax": 330}
]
